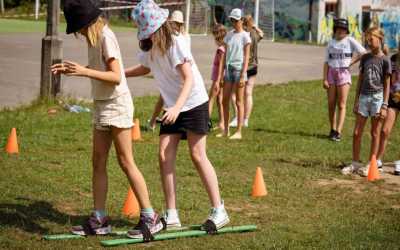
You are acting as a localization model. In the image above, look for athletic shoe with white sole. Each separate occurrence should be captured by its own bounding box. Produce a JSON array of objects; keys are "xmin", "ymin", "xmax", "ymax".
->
[
  {"xmin": 229, "ymin": 117, "xmax": 238, "ymax": 128},
  {"xmin": 201, "ymin": 201, "xmax": 229, "ymax": 233},
  {"xmin": 127, "ymin": 213, "xmax": 163, "ymax": 240},
  {"xmin": 358, "ymin": 160, "xmax": 384, "ymax": 177},
  {"xmin": 161, "ymin": 211, "xmax": 182, "ymax": 230},
  {"xmin": 394, "ymin": 160, "xmax": 400, "ymax": 176},
  {"xmin": 341, "ymin": 161, "xmax": 363, "ymax": 175},
  {"xmin": 71, "ymin": 213, "xmax": 112, "ymax": 236}
]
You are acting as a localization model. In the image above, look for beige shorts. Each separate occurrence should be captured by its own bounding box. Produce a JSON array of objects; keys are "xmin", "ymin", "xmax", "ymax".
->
[{"xmin": 93, "ymin": 92, "xmax": 134, "ymax": 131}]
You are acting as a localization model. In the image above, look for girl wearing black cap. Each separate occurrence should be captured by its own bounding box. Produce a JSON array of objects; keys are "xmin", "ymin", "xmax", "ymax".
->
[
  {"xmin": 51, "ymin": 0, "xmax": 163, "ymax": 240},
  {"xmin": 323, "ymin": 18, "xmax": 366, "ymax": 142}
]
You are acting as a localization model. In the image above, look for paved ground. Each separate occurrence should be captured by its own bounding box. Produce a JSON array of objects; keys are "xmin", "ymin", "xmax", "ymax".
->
[{"xmin": 0, "ymin": 31, "xmax": 328, "ymax": 108}]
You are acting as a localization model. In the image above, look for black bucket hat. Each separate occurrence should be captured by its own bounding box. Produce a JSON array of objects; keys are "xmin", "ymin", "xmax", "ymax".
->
[
  {"xmin": 63, "ymin": 0, "xmax": 102, "ymax": 34},
  {"xmin": 333, "ymin": 18, "xmax": 349, "ymax": 34}
]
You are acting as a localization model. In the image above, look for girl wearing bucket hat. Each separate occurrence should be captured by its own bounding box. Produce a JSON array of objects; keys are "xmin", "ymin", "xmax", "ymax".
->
[
  {"xmin": 169, "ymin": 10, "xmax": 191, "ymax": 49},
  {"xmin": 51, "ymin": 0, "xmax": 163, "ymax": 239},
  {"xmin": 342, "ymin": 27, "xmax": 391, "ymax": 177},
  {"xmin": 323, "ymin": 18, "xmax": 366, "ymax": 142},
  {"xmin": 126, "ymin": 0, "xmax": 229, "ymax": 232}
]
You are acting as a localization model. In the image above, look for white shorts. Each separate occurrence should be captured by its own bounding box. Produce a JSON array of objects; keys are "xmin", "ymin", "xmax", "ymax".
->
[{"xmin": 93, "ymin": 92, "xmax": 134, "ymax": 131}]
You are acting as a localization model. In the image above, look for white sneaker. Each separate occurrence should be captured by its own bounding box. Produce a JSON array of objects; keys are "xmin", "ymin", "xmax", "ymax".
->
[
  {"xmin": 341, "ymin": 161, "xmax": 363, "ymax": 175},
  {"xmin": 162, "ymin": 210, "xmax": 181, "ymax": 230},
  {"xmin": 202, "ymin": 201, "xmax": 230, "ymax": 230},
  {"xmin": 358, "ymin": 160, "xmax": 384, "ymax": 177},
  {"xmin": 229, "ymin": 117, "xmax": 238, "ymax": 128},
  {"xmin": 394, "ymin": 160, "xmax": 400, "ymax": 176},
  {"xmin": 244, "ymin": 118, "xmax": 249, "ymax": 127}
]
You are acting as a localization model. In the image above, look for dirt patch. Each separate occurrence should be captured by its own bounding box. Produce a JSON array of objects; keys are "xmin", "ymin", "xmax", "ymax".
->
[{"xmin": 315, "ymin": 166, "xmax": 400, "ymax": 195}]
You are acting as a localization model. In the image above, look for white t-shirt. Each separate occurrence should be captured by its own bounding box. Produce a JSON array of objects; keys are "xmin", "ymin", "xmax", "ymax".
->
[
  {"xmin": 138, "ymin": 34, "xmax": 208, "ymax": 112},
  {"xmin": 88, "ymin": 25, "xmax": 130, "ymax": 100},
  {"xmin": 325, "ymin": 36, "xmax": 366, "ymax": 68},
  {"xmin": 224, "ymin": 30, "xmax": 251, "ymax": 70}
]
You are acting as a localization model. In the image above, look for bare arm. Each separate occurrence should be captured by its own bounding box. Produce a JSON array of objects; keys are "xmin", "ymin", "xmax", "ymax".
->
[
  {"xmin": 254, "ymin": 26, "xmax": 264, "ymax": 39},
  {"xmin": 149, "ymin": 95, "xmax": 164, "ymax": 129},
  {"xmin": 323, "ymin": 62, "xmax": 329, "ymax": 89},
  {"xmin": 125, "ymin": 64, "xmax": 151, "ymax": 77},
  {"xmin": 162, "ymin": 62, "xmax": 194, "ymax": 124},
  {"xmin": 216, "ymin": 49, "xmax": 226, "ymax": 84},
  {"xmin": 241, "ymin": 43, "xmax": 251, "ymax": 82},
  {"xmin": 349, "ymin": 53, "xmax": 364, "ymax": 67},
  {"xmin": 51, "ymin": 59, "xmax": 121, "ymax": 85}
]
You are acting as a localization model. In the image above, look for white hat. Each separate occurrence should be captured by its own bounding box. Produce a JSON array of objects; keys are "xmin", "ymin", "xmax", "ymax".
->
[
  {"xmin": 170, "ymin": 10, "xmax": 184, "ymax": 24},
  {"xmin": 229, "ymin": 8, "xmax": 242, "ymax": 21}
]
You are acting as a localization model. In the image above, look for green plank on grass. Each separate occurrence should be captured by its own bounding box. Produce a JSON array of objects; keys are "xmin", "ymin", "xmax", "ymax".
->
[
  {"xmin": 101, "ymin": 225, "xmax": 257, "ymax": 247},
  {"xmin": 42, "ymin": 225, "xmax": 202, "ymax": 240}
]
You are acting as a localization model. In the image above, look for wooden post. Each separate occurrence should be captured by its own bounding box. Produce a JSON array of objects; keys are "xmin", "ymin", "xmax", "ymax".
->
[
  {"xmin": 254, "ymin": 0, "xmax": 259, "ymax": 27},
  {"xmin": 35, "ymin": 0, "xmax": 40, "ymax": 20},
  {"xmin": 40, "ymin": 0, "xmax": 63, "ymax": 98},
  {"xmin": 0, "ymin": 0, "xmax": 5, "ymax": 15},
  {"xmin": 185, "ymin": 0, "xmax": 190, "ymax": 33}
]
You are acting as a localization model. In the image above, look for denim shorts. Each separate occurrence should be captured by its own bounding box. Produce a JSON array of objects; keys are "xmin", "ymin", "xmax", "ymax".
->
[
  {"xmin": 358, "ymin": 92, "xmax": 383, "ymax": 117},
  {"xmin": 224, "ymin": 65, "xmax": 247, "ymax": 83}
]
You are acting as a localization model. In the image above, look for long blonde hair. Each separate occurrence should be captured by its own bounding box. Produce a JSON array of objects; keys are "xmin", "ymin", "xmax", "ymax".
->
[
  {"xmin": 82, "ymin": 17, "xmax": 106, "ymax": 48},
  {"xmin": 151, "ymin": 21, "xmax": 174, "ymax": 57},
  {"xmin": 243, "ymin": 15, "xmax": 254, "ymax": 31},
  {"xmin": 367, "ymin": 26, "xmax": 388, "ymax": 56}
]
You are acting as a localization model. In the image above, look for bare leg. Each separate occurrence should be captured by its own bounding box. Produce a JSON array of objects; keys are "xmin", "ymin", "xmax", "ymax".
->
[
  {"xmin": 244, "ymin": 76, "xmax": 256, "ymax": 121},
  {"xmin": 336, "ymin": 84, "xmax": 350, "ymax": 134},
  {"xmin": 377, "ymin": 108, "xmax": 398, "ymax": 160},
  {"xmin": 230, "ymin": 82, "xmax": 245, "ymax": 138},
  {"xmin": 217, "ymin": 85, "xmax": 224, "ymax": 129},
  {"xmin": 187, "ymin": 131, "xmax": 221, "ymax": 207},
  {"xmin": 352, "ymin": 114, "xmax": 368, "ymax": 162},
  {"xmin": 370, "ymin": 116, "xmax": 384, "ymax": 160},
  {"xmin": 327, "ymin": 84, "xmax": 337, "ymax": 132},
  {"xmin": 92, "ymin": 129, "xmax": 113, "ymax": 211},
  {"xmin": 221, "ymin": 82, "xmax": 234, "ymax": 136},
  {"xmin": 159, "ymin": 134, "xmax": 181, "ymax": 209},
  {"xmin": 112, "ymin": 127, "xmax": 151, "ymax": 209}
]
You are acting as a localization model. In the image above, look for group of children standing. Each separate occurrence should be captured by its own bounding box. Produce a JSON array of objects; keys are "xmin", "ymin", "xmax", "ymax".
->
[
  {"xmin": 52, "ymin": 0, "xmax": 232, "ymax": 240},
  {"xmin": 322, "ymin": 18, "xmax": 400, "ymax": 176},
  {"xmin": 49, "ymin": 0, "xmax": 399, "ymax": 241}
]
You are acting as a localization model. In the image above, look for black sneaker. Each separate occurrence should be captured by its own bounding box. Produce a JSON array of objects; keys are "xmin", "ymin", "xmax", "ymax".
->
[
  {"xmin": 71, "ymin": 213, "xmax": 112, "ymax": 236},
  {"xmin": 329, "ymin": 129, "xmax": 336, "ymax": 140},
  {"xmin": 332, "ymin": 131, "xmax": 341, "ymax": 142}
]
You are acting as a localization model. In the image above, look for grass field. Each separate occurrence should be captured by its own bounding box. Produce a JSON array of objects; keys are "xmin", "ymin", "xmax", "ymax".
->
[
  {"xmin": 0, "ymin": 18, "xmax": 134, "ymax": 33},
  {"xmin": 1, "ymin": 80, "xmax": 400, "ymax": 249}
]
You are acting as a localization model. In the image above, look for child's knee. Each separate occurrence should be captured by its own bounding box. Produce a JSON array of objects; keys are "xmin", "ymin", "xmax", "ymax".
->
[{"xmin": 190, "ymin": 148, "xmax": 204, "ymax": 165}]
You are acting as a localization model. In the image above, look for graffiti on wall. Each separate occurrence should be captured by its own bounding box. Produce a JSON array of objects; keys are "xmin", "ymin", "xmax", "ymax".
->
[
  {"xmin": 378, "ymin": 11, "xmax": 400, "ymax": 49},
  {"xmin": 319, "ymin": 15, "xmax": 362, "ymax": 44}
]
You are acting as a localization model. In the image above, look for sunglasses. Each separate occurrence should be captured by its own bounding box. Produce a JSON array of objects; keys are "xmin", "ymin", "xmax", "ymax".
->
[{"xmin": 230, "ymin": 18, "xmax": 239, "ymax": 23}]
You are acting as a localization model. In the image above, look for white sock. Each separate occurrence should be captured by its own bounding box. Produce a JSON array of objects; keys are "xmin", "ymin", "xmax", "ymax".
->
[{"xmin": 167, "ymin": 209, "xmax": 179, "ymax": 219}]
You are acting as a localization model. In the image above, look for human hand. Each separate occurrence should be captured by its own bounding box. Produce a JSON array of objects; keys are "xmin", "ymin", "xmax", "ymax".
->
[
  {"xmin": 323, "ymin": 79, "xmax": 329, "ymax": 90},
  {"xmin": 161, "ymin": 106, "xmax": 180, "ymax": 125},
  {"xmin": 63, "ymin": 61, "xmax": 88, "ymax": 77}
]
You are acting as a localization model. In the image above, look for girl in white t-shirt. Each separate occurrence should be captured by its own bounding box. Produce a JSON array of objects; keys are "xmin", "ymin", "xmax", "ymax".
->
[
  {"xmin": 219, "ymin": 8, "xmax": 251, "ymax": 140},
  {"xmin": 126, "ymin": 0, "xmax": 229, "ymax": 232},
  {"xmin": 323, "ymin": 18, "xmax": 366, "ymax": 141},
  {"xmin": 51, "ymin": 0, "xmax": 162, "ymax": 240}
]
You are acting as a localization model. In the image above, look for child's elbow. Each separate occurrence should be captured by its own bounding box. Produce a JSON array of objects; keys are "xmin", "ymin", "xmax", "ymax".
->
[{"xmin": 112, "ymin": 75, "xmax": 121, "ymax": 85}]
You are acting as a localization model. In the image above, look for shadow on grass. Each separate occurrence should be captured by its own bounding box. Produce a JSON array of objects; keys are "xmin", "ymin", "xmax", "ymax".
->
[
  {"xmin": 0, "ymin": 198, "xmax": 131, "ymax": 234},
  {"xmin": 253, "ymin": 128, "xmax": 328, "ymax": 140},
  {"xmin": 274, "ymin": 158, "xmax": 345, "ymax": 170}
]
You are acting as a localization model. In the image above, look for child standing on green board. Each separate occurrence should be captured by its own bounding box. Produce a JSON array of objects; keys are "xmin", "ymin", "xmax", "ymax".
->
[
  {"xmin": 51, "ymin": 0, "xmax": 163, "ymax": 240},
  {"xmin": 125, "ymin": 0, "xmax": 229, "ymax": 233}
]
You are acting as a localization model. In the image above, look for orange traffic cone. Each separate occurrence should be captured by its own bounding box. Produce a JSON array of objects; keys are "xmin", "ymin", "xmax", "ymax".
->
[
  {"xmin": 367, "ymin": 155, "xmax": 380, "ymax": 181},
  {"xmin": 251, "ymin": 167, "xmax": 267, "ymax": 197},
  {"xmin": 5, "ymin": 128, "xmax": 19, "ymax": 154},
  {"xmin": 122, "ymin": 187, "xmax": 140, "ymax": 218},
  {"xmin": 131, "ymin": 118, "xmax": 142, "ymax": 141}
]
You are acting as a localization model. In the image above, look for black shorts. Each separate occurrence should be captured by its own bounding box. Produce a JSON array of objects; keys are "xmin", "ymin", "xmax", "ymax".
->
[
  {"xmin": 247, "ymin": 66, "xmax": 258, "ymax": 78},
  {"xmin": 159, "ymin": 101, "xmax": 210, "ymax": 140},
  {"xmin": 388, "ymin": 95, "xmax": 400, "ymax": 111}
]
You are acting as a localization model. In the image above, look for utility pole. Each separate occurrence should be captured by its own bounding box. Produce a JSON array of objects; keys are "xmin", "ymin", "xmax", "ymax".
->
[
  {"xmin": 254, "ymin": 0, "xmax": 259, "ymax": 27},
  {"xmin": 40, "ymin": 0, "xmax": 63, "ymax": 98},
  {"xmin": 0, "ymin": 0, "xmax": 4, "ymax": 15},
  {"xmin": 185, "ymin": 0, "xmax": 190, "ymax": 33},
  {"xmin": 35, "ymin": 0, "xmax": 40, "ymax": 20}
]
